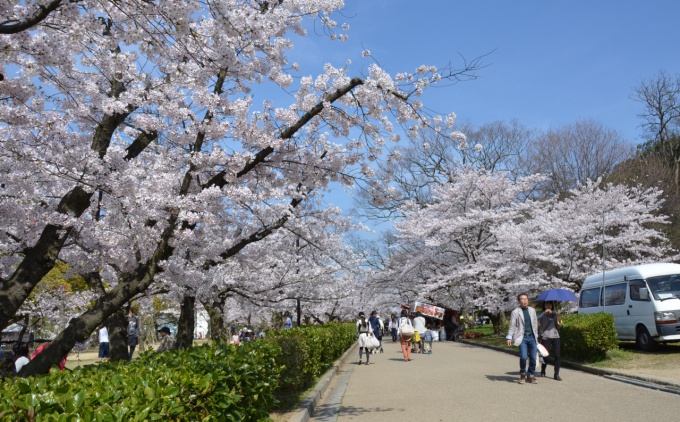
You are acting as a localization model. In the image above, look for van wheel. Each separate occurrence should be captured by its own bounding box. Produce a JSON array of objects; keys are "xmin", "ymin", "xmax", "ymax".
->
[{"xmin": 636, "ymin": 326, "xmax": 657, "ymax": 352}]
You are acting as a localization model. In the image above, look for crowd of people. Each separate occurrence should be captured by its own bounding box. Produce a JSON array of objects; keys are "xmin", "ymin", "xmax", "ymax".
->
[
  {"xmin": 356, "ymin": 309, "xmax": 444, "ymax": 364},
  {"xmin": 230, "ymin": 325, "xmax": 266, "ymax": 345},
  {"xmin": 356, "ymin": 297, "xmax": 562, "ymax": 380},
  {"xmin": 3, "ymin": 299, "xmax": 563, "ymax": 382}
]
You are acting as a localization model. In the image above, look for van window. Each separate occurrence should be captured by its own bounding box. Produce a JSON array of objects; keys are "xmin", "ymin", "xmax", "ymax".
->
[
  {"xmin": 629, "ymin": 280, "xmax": 648, "ymax": 301},
  {"xmin": 646, "ymin": 274, "xmax": 680, "ymax": 301},
  {"xmin": 604, "ymin": 283, "xmax": 626, "ymax": 306},
  {"xmin": 580, "ymin": 288, "xmax": 601, "ymax": 308}
]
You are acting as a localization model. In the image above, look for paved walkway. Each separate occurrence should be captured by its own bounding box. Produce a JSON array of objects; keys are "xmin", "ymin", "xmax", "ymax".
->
[{"xmin": 310, "ymin": 340, "xmax": 680, "ymax": 422}]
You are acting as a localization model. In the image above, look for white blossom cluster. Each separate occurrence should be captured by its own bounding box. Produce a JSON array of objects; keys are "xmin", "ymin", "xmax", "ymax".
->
[
  {"xmin": 385, "ymin": 169, "xmax": 674, "ymax": 315},
  {"xmin": 0, "ymin": 0, "xmax": 460, "ymax": 336}
]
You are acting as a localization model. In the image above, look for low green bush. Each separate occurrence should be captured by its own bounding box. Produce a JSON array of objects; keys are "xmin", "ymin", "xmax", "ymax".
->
[
  {"xmin": 0, "ymin": 323, "xmax": 357, "ymax": 420},
  {"xmin": 265, "ymin": 322, "xmax": 356, "ymax": 408},
  {"xmin": 0, "ymin": 341, "xmax": 282, "ymax": 421},
  {"xmin": 560, "ymin": 313, "xmax": 618, "ymax": 361}
]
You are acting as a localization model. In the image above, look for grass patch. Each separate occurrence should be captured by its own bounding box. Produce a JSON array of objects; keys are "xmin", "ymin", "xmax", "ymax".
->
[
  {"xmin": 585, "ymin": 341, "xmax": 680, "ymax": 371},
  {"xmin": 465, "ymin": 325, "xmax": 495, "ymax": 336},
  {"xmin": 467, "ymin": 334, "xmax": 506, "ymax": 347},
  {"xmin": 586, "ymin": 347, "xmax": 635, "ymax": 369},
  {"xmin": 467, "ymin": 334, "xmax": 635, "ymax": 366},
  {"xmin": 467, "ymin": 335, "xmax": 680, "ymax": 373}
]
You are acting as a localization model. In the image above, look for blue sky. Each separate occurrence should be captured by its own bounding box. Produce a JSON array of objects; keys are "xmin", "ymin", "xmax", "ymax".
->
[
  {"xmin": 286, "ymin": 1, "xmax": 680, "ymax": 229},
  {"xmin": 295, "ymin": 0, "xmax": 680, "ymax": 142}
]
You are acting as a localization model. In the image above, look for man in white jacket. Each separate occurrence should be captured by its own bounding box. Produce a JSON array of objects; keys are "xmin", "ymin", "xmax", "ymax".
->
[{"xmin": 506, "ymin": 293, "xmax": 539, "ymax": 384}]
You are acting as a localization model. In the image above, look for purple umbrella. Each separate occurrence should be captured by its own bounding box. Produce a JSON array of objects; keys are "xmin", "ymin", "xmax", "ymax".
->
[{"xmin": 536, "ymin": 288, "xmax": 578, "ymax": 302}]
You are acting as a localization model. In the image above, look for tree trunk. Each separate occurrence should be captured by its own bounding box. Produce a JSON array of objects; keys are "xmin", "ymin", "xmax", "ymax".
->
[
  {"xmin": 490, "ymin": 311, "xmax": 507, "ymax": 335},
  {"xmin": 0, "ymin": 188, "xmax": 91, "ymax": 331},
  {"xmin": 675, "ymin": 158, "xmax": 680, "ymax": 196},
  {"xmin": 19, "ymin": 268, "xmax": 156, "ymax": 376},
  {"xmin": 0, "ymin": 76, "xmax": 142, "ymax": 332},
  {"xmin": 107, "ymin": 309, "xmax": 129, "ymax": 362},
  {"xmin": 18, "ymin": 216, "xmax": 179, "ymax": 377},
  {"xmin": 175, "ymin": 294, "xmax": 195, "ymax": 350},
  {"xmin": 204, "ymin": 300, "xmax": 228, "ymax": 341}
]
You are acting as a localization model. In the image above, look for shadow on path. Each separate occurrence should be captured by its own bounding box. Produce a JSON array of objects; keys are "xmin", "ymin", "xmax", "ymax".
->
[
  {"xmin": 325, "ymin": 406, "xmax": 399, "ymax": 418},
  {"xmin": 485, "ymin": 372, "xmax": 519, "ymax": 383}
]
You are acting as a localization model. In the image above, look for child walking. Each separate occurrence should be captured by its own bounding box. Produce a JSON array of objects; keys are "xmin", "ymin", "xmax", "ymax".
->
[{"xmin": 423, "ymin": 325, "xmax": 434, "ymax": 354}]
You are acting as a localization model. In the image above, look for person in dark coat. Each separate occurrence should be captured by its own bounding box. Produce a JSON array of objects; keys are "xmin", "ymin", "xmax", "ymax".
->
[
  {"xmin": 368, "ymin": 311, "xmax": 384, "ymax": 353},
  {"xmin": 127, "ymin": 309, "xmax": 140, "ymax": 360}
]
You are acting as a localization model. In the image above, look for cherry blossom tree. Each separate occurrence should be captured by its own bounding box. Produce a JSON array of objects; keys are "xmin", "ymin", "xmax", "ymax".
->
[
  {"xmin": 492, "ymin": 179, "xmax": 675, "ymax": 293},
  {"xmin": 389, "ymin": 168, "xmax": 546, "ymax": 319},
  {"xmin": 389, "ymin": 169, "xmax": 674, "ymax": 333},
  {"xmin": 0, "ymin": 1, "xmax": 476, "ymax": 374},
  {"xmin": 184, "ymin": 210, "xmax": 363, "ymax": 339}
]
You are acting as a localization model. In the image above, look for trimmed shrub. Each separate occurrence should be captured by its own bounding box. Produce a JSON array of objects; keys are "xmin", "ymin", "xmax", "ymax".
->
[
  {"xmin": 0, "ymin": 323, "xmax": 356, "ymax": 420},
  {"xmin": 0, "ymin": 341, "xmax": 282, "ymax": 421},
  {"xmin": 560, "ymin": 313, "xmax": 618, "ymax": 361},
  {"xmin": 0, "ymin": 323, "xmax": 357, "ymax": 420},
  {"xmin": 265, "ymin": 322, "xmax": 356, "ymax": 408}
]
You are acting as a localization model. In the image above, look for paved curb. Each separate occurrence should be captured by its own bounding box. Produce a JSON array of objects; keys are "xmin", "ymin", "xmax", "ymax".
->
[
  {"xmin": 462, "ymin": 339, "xmax": 680, "ymax": 389},
  {"xmin": 287, "ymin": 343, "xmax": 358, "ymax": 422}
]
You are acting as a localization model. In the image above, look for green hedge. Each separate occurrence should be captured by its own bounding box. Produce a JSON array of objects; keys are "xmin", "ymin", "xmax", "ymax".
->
[
  {"xmin": 560, "ymin": 313, "xmax": 618, "ymax": 361},
  {"xmin": 0, "ymin": 323, "xmax": 357, "ymax": 421},
  {"xmin": 265, "ymin": 322, "xmax": 357, "ymax": 408},
  {"xmin": 0, "ymin": 341, "xmax": 281, "ymax": 421}
]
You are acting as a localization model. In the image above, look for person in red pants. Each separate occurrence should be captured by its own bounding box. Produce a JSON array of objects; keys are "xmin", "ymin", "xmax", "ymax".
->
[{"xmin": 397, "ymin": 310, "xmax": 413, "ymax": 362}]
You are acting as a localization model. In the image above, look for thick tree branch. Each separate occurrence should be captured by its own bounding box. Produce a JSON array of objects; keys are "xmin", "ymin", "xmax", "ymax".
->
[
  {"xmin": 204, "ymin": 77, "xmax": 364, "ymax": 189},
  {"xmin": 0, "ymin": 0, "xmax": 63, "ymax": 34},
  {"xmin": 0, "ymin": 77, "xmax": 138, "ymax": 330},
  {"xmin": 19, "ymin": 68, "xmax": 232, "ymax": 372}
]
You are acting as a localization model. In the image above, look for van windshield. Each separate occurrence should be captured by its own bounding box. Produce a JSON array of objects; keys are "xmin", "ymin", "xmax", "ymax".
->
[{"xmin": 646, "ymin": 274, "xmax": 680, "ymax": 301}]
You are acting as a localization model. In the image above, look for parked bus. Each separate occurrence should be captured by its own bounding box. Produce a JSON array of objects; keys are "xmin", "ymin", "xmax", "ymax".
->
[{"xmin": 579, "ymin": 263, "xmax": 680, "ymax": 351}]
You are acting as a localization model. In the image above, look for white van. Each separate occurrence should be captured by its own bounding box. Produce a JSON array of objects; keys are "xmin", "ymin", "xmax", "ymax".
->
[{"xmin": 579, "ymin": 263, "xmax": 680, "ymax": 351}]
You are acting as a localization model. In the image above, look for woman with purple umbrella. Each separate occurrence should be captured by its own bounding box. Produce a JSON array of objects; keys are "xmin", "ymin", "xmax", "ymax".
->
[
  {"xmin": 536, "ymin": 288, "xmax": 578, "ymax": 302},
  {"xmin": 538, "ymin": 301, "xmax": 562, "ymax": 380}
]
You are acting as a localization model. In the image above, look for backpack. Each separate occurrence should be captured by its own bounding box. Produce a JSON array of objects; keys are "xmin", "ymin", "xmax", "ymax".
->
[{"xmin": 127, "ymin": 318, "xmax": 138, "ymax": 337}]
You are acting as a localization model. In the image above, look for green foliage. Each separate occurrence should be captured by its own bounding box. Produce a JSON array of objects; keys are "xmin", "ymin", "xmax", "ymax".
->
[
  {"xmin": 560, "ymin": 313, "xmax": 618, "ymax": 361},
  {"xmin": 0, "ymin": 342, "xmax": 282, "ymax": 421},
  {"xmin": 39, "ymin": 261, "xmax": 88, "ymax": 292},
  {"xmin": 636, "ymin": 134, "xmax": 680, "ymax": 166},
  {"xmin": 264, "ymin": 323, "xmax": 356, "ymax": 408},
  {"xmin": 467, "ymin": 325, "xmax": 495, "ymax": 336},
  {"xmin": 0, "ymin": 323, "xmax": 357, "ymax": 420}
]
